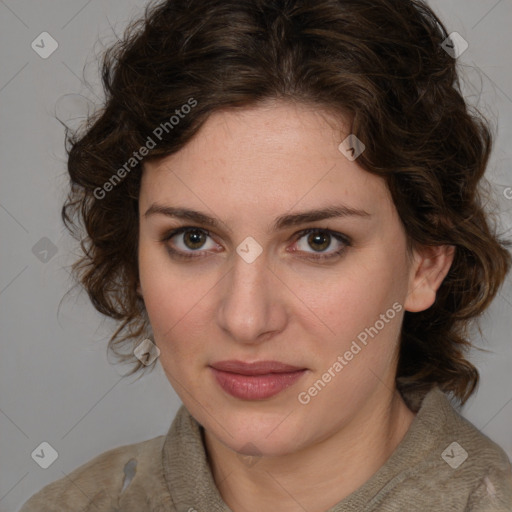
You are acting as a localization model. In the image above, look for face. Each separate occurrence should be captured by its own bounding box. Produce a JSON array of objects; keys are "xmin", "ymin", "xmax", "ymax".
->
[{"xmin": 138, "ymin": 100, "xmax": 422, "ymax": 457}]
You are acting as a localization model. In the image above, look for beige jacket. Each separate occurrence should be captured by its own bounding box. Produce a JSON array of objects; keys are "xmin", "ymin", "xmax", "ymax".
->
[{"xmin": 19, "ymin": 386, "xmax": 512, "ymax": 511}]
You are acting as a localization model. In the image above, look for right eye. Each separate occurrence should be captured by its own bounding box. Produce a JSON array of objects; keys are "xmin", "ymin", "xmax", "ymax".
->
[{"xmin": 161, "ymin": 227, "xmax": 220, "ymax": 259}]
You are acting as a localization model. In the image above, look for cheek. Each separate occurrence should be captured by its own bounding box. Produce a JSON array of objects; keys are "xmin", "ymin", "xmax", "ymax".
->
[
  {"xmin": 140, "ymin": 274, "xmax": 197, "ymax": 343},
  {"xmin": 138, "ymin": 243, "xmax": 217, "ymax": 361},
  {"xmin": 297, "ymin": 264, "xmax": 405, "ymax": 406},
  {"xmin": 315, "ymin": 259, "xmax": 404, "ymax": 333},
  {"xmin": 300, "ymin": 253, "xmax": 408, "ymax": 379},
  {"xmin": 141, "ymin": 279, "xmax": 207, "ymax": 371},
  {"xmin": 138, "ymin": 243, "xmax": 185, "ymax": 339}
]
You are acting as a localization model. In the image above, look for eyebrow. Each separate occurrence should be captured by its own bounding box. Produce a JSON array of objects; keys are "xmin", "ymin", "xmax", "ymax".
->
[{"xmin": 144, "ymin": 204, "xmax": 371, "ymax": 233}]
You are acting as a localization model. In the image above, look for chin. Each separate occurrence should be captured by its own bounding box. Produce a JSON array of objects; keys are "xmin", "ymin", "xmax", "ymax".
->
[
  {"xmin": 227, "ymin": 430, "xmax": 304, "ymax": 458},
  {"xmin": 203, "ymin": 403, "xmax": 311, "ymax": 456}
]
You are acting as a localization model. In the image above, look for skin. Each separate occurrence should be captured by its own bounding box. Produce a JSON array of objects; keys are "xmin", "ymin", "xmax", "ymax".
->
[{"xmin": 137, "ymin": 99, "xmax": 455, "ymax": 512}]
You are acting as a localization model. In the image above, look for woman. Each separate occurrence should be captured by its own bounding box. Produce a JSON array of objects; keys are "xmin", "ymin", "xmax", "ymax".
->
[{"xmin": 20, "ymin": 0, "xmax": 512, "ymax": 510}]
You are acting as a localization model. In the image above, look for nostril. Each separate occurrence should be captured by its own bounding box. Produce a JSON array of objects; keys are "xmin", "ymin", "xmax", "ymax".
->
[{"xmin": 121, "ymin": 458, "xmax": 137, "ymax": 494}]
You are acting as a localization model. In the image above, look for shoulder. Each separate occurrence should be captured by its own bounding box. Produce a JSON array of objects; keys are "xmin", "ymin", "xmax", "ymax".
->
[
  {"xmin": 444, "ymin": 402, "xmax": 512, "ymax": 510},
  {"xmin": 18, "ymin": 435, "xmax": 170, "ymax": 512},
  {"xmin": 404, "ymin": 386, "xmax": 512, "ymax": 510},
  {"xmin": 425, "ymin": 387, "xmax": 511, "ymax": 470}
]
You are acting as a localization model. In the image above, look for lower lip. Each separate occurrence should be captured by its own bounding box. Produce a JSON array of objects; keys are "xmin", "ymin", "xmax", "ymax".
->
[{"xmin": 210, "ymin": 368, "xmax": 307, "ymax": 400}]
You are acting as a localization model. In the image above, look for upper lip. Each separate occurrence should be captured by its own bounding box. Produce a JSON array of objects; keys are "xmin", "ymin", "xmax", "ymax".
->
[{"xmin": 210, "ymin": 360, "xmax": 305, "ymax": 375}]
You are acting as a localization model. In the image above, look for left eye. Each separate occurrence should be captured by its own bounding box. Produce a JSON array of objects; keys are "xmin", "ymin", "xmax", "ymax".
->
[
  {"xmin": 292, "ymin": 229, "xmax": 347, "ymax": 253},
  {"xmin": 291, "ymin": 228, "xmax": 350, "ymax": 260}
]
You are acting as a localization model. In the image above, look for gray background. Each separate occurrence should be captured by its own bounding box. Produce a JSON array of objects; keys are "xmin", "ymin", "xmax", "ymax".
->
[{"xmin": 1, "ymin": 1, "xmax": 511, "ymax": 510}]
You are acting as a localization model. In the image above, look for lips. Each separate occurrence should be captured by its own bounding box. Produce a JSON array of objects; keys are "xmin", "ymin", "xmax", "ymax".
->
[
  {"xmin": 209, "ymin": 360, "xmax": 307, "ymax": 400},
  {"xmin": 210, "ymin": 360, "xmax": 304, "ymax": 375}
]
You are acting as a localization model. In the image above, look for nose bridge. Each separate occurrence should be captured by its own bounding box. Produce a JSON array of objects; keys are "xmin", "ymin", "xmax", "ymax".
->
[
  {"xmin": 217, "ymin": 247, "xmax": 282, "ymax": 342},
  {"xmin": 233, "ymin": 245, "xmax": 270, "ymax": 292}
]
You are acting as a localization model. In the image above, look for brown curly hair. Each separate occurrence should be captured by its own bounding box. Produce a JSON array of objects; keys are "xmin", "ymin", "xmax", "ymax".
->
[{"xmin": 62, "ymin": 0, "xmax": 511, "ymax": 404}]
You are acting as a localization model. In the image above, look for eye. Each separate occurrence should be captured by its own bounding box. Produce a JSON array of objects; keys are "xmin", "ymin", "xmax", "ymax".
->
[
  {"xmin": 161, "ymin": 227, "xmax": 218, "ymax": 259},
  {"xmin": 160, "ymin": 226, "xmax": 350, "ymax": 262},
  {"xmin": 291, "ymin": 228, "xmax": 350, "ymax": 261}
]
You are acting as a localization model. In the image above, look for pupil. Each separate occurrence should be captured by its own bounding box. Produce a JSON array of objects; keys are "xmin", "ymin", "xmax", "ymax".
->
[
  {"xmin": 309, "ymin": 232, "xmax": 329, "ymax": 251},
  {"xmin": 185, "ymin": 230, "xmax": 205, "ymax": 249}
]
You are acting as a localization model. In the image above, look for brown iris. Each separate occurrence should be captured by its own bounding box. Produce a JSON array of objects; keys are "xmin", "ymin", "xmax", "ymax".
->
[
  {"xmin": 183, "ymin": 229, "xmax": 207, "ymax": 250},
  {"xmin": 307, "ymin": 232, "xmax": 330, "ymax": 252}
]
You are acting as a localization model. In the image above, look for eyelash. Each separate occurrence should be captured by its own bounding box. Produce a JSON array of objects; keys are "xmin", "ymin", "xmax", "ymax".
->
[{"xmin": 160, "ymin": 226, "xmax": 351, "ymax": 262}]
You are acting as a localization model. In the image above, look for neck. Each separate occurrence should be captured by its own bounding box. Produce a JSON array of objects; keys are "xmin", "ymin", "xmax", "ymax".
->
[{"xmin": 204, "ymin": 388, "xmax": 416, "ymax": 512}]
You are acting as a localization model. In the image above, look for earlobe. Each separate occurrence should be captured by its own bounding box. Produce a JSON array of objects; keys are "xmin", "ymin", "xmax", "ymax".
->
[{"xmin": 404, "ymin": 245, "xmax": 455, "ymax": 313}]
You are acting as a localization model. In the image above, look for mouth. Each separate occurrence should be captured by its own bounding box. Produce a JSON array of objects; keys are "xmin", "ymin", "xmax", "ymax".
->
[{"xmin": 209, "ymin": 360, "xmax": 308, "ymax": 400}]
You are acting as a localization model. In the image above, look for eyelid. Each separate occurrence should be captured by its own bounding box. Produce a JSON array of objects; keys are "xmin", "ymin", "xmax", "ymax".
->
[{"xmin": 291, "ymin": 227, "xmax": 350, "ymax": 245}]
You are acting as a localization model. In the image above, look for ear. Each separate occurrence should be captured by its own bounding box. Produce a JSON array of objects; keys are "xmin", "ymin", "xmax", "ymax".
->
[{"xmin": 404, "ymin": 245, "xmax": 455, "ymax": 313}]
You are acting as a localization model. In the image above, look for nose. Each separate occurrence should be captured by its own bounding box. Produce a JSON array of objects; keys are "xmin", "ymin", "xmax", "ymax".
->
[{"xmin": 216, "ymin": 249, "xmax": 287, "ymax": 345}]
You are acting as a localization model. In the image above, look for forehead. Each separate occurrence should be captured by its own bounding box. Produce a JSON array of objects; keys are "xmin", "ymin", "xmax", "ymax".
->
[{"xmin": 140, "ymin": 101, "xmax": 393, "ymax": 220}]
